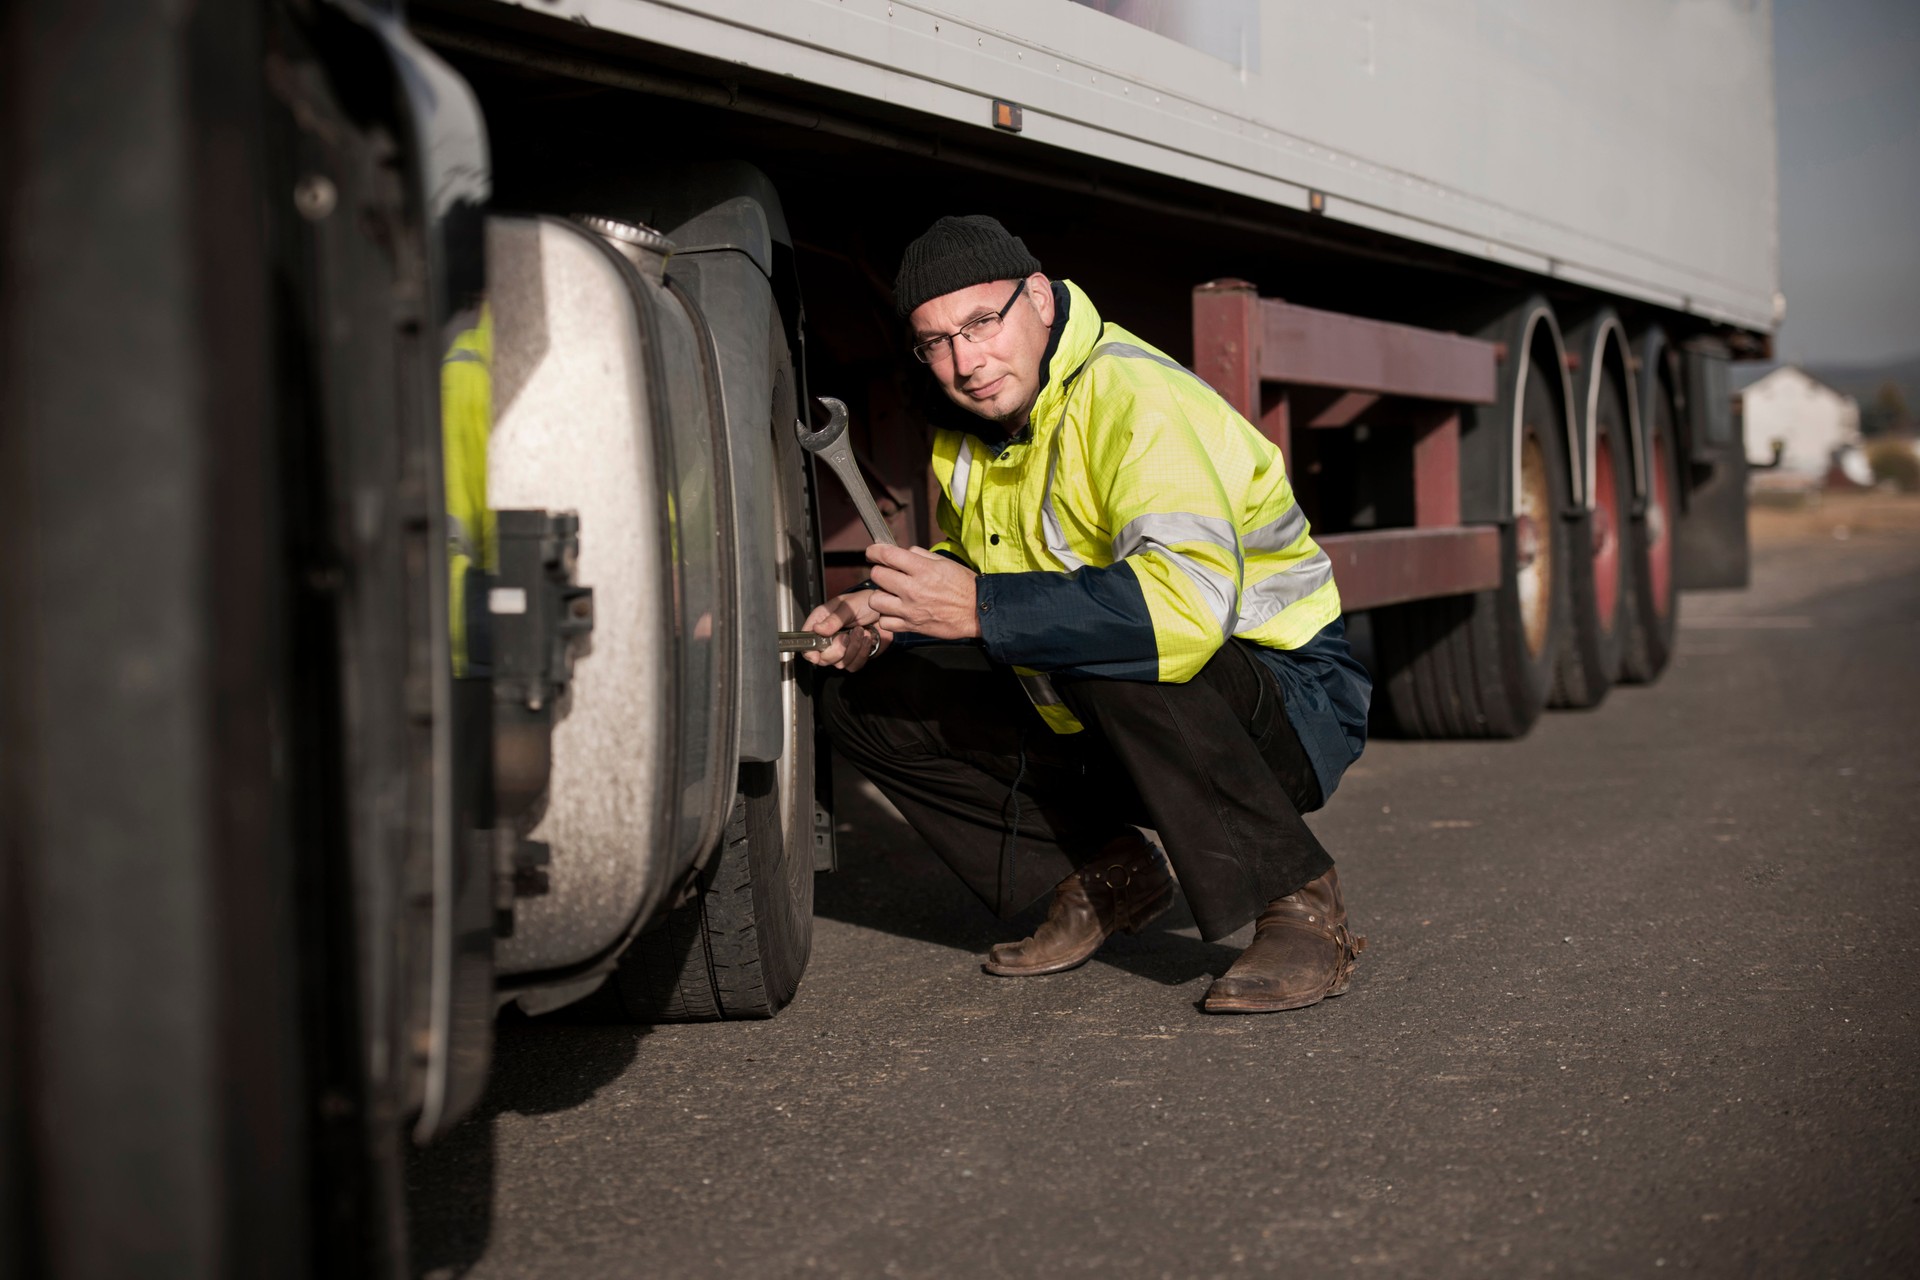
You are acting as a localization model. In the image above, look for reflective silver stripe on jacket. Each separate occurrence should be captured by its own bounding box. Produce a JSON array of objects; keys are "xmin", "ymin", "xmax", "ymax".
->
[
  {"xmin": 1242, "ymin": 502, "xmax": 1308, "ymax": 555},
  {"xmin": 949, "ymin": 434, "xmax": 975, "ymax": 515},
  {"xmin": 1091, "ymin": 341, "xmax": 1205, "ymax": 386},
  {"xmin": 1018, "ymin": 671, "xmax": 1067, "ymax": 706},
  {"xmin": 1237, "ymin": 547, "xmax": 1336, "ymax": 630},
  {"xmin": 1112, "ymin": 511, "xmax": 1242, "ymax": 636},
  {"xmin": 1039, "ymin": 428, "xmax": 1085, "ymax": 571}
]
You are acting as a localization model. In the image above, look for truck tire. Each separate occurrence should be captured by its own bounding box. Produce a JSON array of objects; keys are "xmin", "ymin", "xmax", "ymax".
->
[
  {"xmin": 1551, "ymin": 373, "xmax": 1632, "ymax": 707},
  {"xmin": 1370, "ymin": 358, "xmax": 1572, "ymax": 738},
  {"xmin": 607, "ymin": 333, "xmax": 816, "ymax": 1020},
  {"xmin": 1620, "ymin": 381, "xmax": 1681, "ymax": 682}
]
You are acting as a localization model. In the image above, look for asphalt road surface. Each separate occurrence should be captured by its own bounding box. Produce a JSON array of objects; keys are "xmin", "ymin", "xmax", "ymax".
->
[{"xmin": 410, "ymin": 494, "xmax": 1920, "ymax": 1279}]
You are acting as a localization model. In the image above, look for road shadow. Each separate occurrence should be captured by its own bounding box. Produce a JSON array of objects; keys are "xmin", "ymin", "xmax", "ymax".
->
[
  {"xmin": 814, "ymin": 752, "xmax": 1240, "ymax": 986},
  {"xmin": 406, "ymin": 1011, "xmax": 651, "ymax": 1278}
]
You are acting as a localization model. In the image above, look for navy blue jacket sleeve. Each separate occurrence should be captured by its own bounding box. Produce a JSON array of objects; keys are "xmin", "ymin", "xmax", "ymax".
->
[{"xmin": 975, "ymin": 563, "xmax": 1161, "ymax": 681}]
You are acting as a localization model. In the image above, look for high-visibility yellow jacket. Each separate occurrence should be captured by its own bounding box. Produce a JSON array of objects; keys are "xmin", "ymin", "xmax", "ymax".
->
[
  {"xmin": 930, "ymin": 280, "xmax": 1342, "ymax": 735},
  {"xmin": 443, "ymin": 307, "xmax": 495, "ymax": 678}
]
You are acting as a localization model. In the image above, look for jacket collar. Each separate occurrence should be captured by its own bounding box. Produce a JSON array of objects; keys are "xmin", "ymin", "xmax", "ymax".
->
[{"xmin": 1025, "ymin": 279, "xmax": 1102, "ymax": 443}]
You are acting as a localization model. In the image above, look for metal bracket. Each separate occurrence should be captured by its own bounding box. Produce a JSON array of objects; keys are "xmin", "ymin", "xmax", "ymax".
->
[
  {"xmin": 493, "ymin": 509, "xmax": 593, "ymax": 711},
  {"xmin": 490, "ymin": 509, "xmax": 596, "ymax": 932}
]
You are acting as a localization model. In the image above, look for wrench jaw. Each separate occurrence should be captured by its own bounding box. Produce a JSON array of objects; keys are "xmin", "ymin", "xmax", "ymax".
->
[
  {"xmin": 796, "ymin": 396, "xmax": 850, "ymax": 453},
  {"xmin": 797, "ymin": 395, "xmax": 900, "ymax": 548}
]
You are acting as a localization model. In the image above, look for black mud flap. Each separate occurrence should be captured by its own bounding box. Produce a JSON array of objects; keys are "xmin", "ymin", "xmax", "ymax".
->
[{"xmin": 1675, "ymin": 343, "xmax": 1751, "ymax": 590}]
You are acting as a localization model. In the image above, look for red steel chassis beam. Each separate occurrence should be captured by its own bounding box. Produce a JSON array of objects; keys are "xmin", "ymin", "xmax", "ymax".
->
[{"xmin": 1192, "ymin": 280, "xmax": 1504, "ymax": 612}]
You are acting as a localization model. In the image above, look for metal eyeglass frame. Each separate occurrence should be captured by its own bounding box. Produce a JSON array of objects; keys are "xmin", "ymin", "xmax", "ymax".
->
[{"xmin": 910, "ymin": 278, "xmax": 1031, "ymax": 365}]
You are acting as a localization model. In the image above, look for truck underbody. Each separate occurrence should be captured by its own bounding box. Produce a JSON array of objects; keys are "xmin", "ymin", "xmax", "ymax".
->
[{"xmin": 4, "ymin": 2, "xmax": 1761, "ymax": 1275}]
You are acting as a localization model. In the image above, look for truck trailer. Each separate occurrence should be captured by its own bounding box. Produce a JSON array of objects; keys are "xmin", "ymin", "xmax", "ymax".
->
[{"xmin": 1, "ymin": 1, "xmax": 1769, "ymax": 1274}]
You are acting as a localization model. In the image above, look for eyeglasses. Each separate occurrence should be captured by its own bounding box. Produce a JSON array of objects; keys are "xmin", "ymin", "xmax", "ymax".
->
[{"xmin": 910, "ymin": 279, "xmax": 1030, "ymax": 365}]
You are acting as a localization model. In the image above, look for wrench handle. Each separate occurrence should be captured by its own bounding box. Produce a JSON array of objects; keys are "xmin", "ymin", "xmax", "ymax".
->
[
  {"xmin": 816, "ymin": 439, "xmax": 899, "ymax": 547},
  {"xmin": 777, "ymin": 630, "xmax": 833, "ymax": 653}
]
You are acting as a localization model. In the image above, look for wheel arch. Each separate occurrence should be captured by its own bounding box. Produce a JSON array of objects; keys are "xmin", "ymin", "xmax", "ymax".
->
[
  {"xmin": 1459, "ymin": 295, "xmax": 1579, "ymax": 525},
  {"xmin": 1510, "ymin": 299, "xmax": 1581, "ymax": 517},
  {"xmin": 1628, "ymin": 323, "xmax": 1687, "ymax": 516},
  {"xmin": 588, "ymin": 161, "xmax": 809, "ymax": 769},
  {"xmin": 1565, "ymin": 308, "xmax": 1641, "ymax": 513}
]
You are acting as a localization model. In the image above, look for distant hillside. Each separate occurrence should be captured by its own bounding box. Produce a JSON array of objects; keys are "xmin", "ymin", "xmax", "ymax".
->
[
  {"xmin": 1730, "ymin": 354, "xmax": 1920, "ymax": 427},
  {"xmin": 1803, "ymin": 354, "xmax": 1920, "ymax": 408}
]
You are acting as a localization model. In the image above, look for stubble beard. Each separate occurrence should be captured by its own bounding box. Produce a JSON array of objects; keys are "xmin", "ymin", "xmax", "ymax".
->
[{"xmin": 952, "ymin": 379, "xmax": 1029, "ymax": 428}]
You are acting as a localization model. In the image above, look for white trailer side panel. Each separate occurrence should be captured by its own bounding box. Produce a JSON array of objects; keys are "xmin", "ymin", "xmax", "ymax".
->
[{"xmin": 486, "ymin": 0, "xmax": 1778, "ymax": 331}]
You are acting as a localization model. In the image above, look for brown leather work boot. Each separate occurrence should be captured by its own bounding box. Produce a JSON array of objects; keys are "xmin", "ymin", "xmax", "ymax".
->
[
  {"xmin": 982, "ymin": 836, "xmax": 1175, "ymax": 977},
  {"xmin": 1201, "ymin": 867, "xmax": 1365, "ymax": 1013}
]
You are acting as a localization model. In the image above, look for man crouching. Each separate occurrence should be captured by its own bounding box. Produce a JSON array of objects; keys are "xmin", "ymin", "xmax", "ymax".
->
[{"xmin": 803, "ymin": 215, "xmax": 1371, "ymax": 1013}]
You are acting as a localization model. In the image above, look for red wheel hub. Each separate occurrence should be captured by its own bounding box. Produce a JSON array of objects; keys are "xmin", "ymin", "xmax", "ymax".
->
[
  {"xmin": 1592, "ymin": 430, "xmax": 1621, "ymax": 626},
  {"xmin": 1647, "ymin": 424, "xmax": 1674, "ymax": 618},
  {"xmin": 1516, "ymin": 435, "xmax": 1553, "ymax": 658}
]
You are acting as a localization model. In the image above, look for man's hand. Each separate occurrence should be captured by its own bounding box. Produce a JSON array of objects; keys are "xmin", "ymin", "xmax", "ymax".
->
[
  {"xmin": 801, "ymin": 589, "xmax": 892, "ymax": 672},
  {"xmin": 868, "ymin": 544, "xmax": 981, "ymax": 640}
]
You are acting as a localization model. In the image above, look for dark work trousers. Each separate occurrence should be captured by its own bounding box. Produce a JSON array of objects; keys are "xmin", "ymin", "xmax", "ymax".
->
[{"xmin": 816, "ymin": 639, "xmax": 1334, "ymax": 942}]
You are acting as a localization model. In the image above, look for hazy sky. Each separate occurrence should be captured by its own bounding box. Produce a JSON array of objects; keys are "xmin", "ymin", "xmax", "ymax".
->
[{"xmin": 1773, "ymin": 0, "xmax": 1920, "ymax": 366}]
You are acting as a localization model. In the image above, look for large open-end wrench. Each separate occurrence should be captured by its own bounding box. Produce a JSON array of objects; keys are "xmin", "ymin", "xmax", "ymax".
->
[{"xmin": 795, "ymin": 396, "xmax": 898, "ymax": 548}]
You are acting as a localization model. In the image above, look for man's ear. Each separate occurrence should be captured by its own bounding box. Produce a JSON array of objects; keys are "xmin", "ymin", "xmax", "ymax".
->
[{"xmin": 1028, "ymin": 273, "xmax": 1055, "ymax": 327}]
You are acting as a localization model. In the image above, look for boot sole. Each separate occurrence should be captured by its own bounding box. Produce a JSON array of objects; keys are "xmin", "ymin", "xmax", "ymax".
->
[
  {"xmin": 1200, "ymin": 970, "xmax": 1354, "ymax": 1015},
  {"xmin": 980, "ymin": 882, "xmax": 1176, "ymax": 977}
]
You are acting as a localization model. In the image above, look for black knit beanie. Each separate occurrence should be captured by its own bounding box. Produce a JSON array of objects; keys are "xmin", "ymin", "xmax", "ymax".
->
[{"xmin": 893, "ymin": 215, "xmax": 1043, "ymax": 318}]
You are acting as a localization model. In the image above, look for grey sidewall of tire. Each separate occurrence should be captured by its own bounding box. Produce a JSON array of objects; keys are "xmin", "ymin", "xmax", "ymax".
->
[{"xmin": 609, "ymin": 322, "xmax": 816, "ymax": 1021}]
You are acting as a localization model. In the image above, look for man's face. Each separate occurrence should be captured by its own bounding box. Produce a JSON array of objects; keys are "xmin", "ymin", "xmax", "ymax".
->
[{"xmin": 909, "ymin": 274, "xmax": 1057, "ymax": 426}]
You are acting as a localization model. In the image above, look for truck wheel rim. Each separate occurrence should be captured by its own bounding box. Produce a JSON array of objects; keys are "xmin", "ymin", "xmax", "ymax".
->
[
  {"xmin": 1592, "ymin": 425, "xmax": 1621, "ymax": 626},
  {"xmin": 1647, "ymin": 421, "xmax": 1674, "ymax": 619},
  {"xmin": 1518, "ymin": 431, "xmax": 1553, "ymax": 658}
]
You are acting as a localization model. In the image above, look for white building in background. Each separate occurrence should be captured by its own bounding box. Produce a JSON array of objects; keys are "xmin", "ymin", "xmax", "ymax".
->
[{"xmin": 1739, "ymin": 366, "xmax": 1868, "ymax": 486}]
